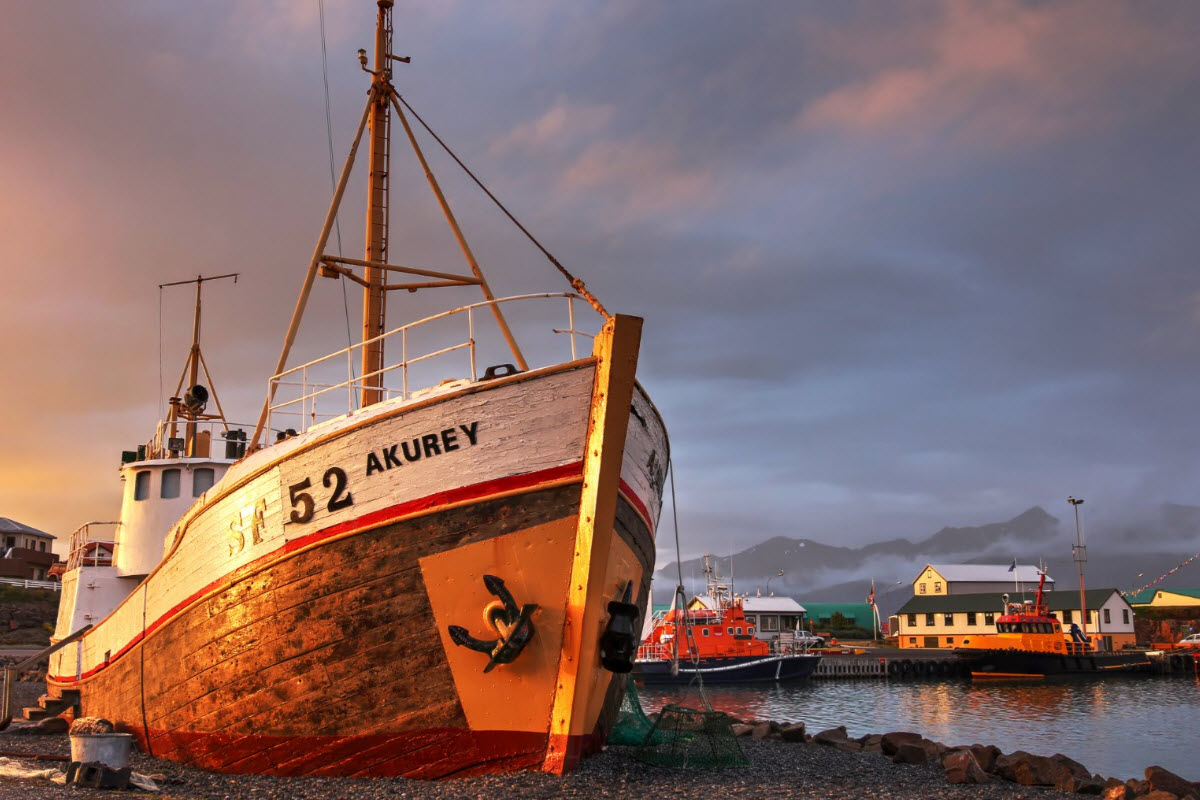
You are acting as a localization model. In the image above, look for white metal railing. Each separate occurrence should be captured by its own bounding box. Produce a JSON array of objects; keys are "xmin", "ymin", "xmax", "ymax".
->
[
  {"xmin": 65, "ymin": 522, "xmax": 120, "ymax": 570},
  {"xmin": 268, "ymin": 293, "xmax": 598, "ymax": 437},
  {"xmin": 0, "ymin": 577, "xmax": 59, "ymax": 592},
  {"xmin": 137, "ymin": 419, "xmax": 255, "ymax": 462}
]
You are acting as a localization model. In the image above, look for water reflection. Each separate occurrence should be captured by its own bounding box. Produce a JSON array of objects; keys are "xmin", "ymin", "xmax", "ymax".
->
[{"xmin": 639, "ymin": 675, "xmax": 1200, "ymax": 781}]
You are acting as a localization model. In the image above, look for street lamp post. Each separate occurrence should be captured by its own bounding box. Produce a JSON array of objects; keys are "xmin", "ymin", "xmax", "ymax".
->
[
  {"xmin": 1069, "ymin": 496, "xmax": 1088, "ymax": 642},
  {"xmin": 765, "ymin": 570, "xmax": 785, "ymax": 596}
]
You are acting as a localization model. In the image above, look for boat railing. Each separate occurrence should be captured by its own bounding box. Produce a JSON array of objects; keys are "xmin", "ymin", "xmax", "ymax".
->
[
  {"xmin": 1064, "ymin": 640, "xmax": 1094, "ymax": 655},
  {"xmin": 637, "ymin": 643, "xmax": 670, "ymax": 661},
  {"xmin": 267, "ymin": 293, "xmax": 597, "ymax": 437},
  {"xmin": 65, "ymin": 522, "xmax": 120, "ymax": 570},
  {"xmin": 131, "ymin": 419, "xmax": 257, "ymax": 462}
]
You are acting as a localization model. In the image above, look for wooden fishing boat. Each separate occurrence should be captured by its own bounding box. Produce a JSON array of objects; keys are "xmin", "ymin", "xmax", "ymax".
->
[
  {"xmin": 634, "ymin": 558, "xmax": 820, "ymax": 684},
  {"xmin": 41, "ymin": 1, "xmax": 668, "ymax": 779},
  {"xmin": 954, "ymin": 572, "xmax": 1151, "ymax": 679}
]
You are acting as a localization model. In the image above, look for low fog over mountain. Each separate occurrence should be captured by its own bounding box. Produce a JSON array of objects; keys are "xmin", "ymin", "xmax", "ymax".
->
[{"xmin": 654, "ymin": 503, "xmax": 1200, "ymax": 617}]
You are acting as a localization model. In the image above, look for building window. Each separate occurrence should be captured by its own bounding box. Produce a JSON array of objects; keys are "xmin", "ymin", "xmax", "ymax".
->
[
  {"xmin": 946, "ymin": 637, "xmax": 954, "ymax": 645},
  {"xmin": 967, "ymin": 612, "xmax": 977, "ymax": 626},
  {"xmin": 943, "ymin": 613, "xmax": 954, "ymax": 626},
  {"xmin": 161, "ymin": 469, "xmax": 181, "ymax": 499},
  {"xmin": 1103, "ymin": 608, "xmax": 1111, "ymax": 624},
  {"xmin": 1063, "ymin": 609, "xmax": 1073, "ymax": 624},
  {"xmin": 762, "ymin": 616, "xmax": 779, "ymax": 631},
  {"xmin": 925, "ymin": 613, "xmax": 935, "ymax": 626},
  {"xmin": 984, "ymin": 613, "xmax": 995, "ymax": 626},
  {"xmin": 907, "ymin": 613, "xmax": 917, "ymax": 627},
  {"xmin": 193, "ymin": 468, "xmax": 215, "ymax": 497},
  {"xmin": 919, "ymin": 583, "xmax": 927, "ymax": 594},
  {"xmin": 1122, "ymin": 609, "xmax": 1129, "ymax": 625},
  {"xmin": 39, "ymin": 542, "xmax": 47, "ymax": 553},
  {"xmin": 134, "ymin": 471, "xmax": 151, "ymax": 500},
  {"xmin": 908, "ymin": 637, "xmax": 916, "ymax": 645},
  {"xmin": 934, "ymin": 582, "xmax": 942, "ymax": 593},
  {"xmin": 3, "ymin": 536, "xmax": 13, "ymax": 550}
]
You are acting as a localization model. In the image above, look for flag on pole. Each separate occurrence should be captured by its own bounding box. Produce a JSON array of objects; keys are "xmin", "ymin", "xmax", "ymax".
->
[
  {"xmin": 867, "ymin": 579, "xmax": 876, "ymax": 607},
  {"xmin": 1008, "ymin": 558, "xmax": 1017, "ymax": 572}
]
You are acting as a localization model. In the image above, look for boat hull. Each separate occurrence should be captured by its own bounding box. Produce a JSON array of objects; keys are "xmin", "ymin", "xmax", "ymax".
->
[
  {"xmin": 955, "ymin": 648, "xmax": 1152, "ymax": 679},
  {"xmin": 48, "ymin": 320, "xmax": 669, "ymax": 778},
  {"xmin": 634, "ymin": 654, "xmax": 820, "ymax": 684}
]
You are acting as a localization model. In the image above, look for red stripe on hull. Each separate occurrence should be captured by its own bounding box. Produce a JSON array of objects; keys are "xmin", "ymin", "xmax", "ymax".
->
[
  {"xmin": 50, "ymin": 461, "xmax": 591, "ymax": 684},
  {"xmin": 127, "ymin": 725, "xmax": 600, "ymax": 779}
]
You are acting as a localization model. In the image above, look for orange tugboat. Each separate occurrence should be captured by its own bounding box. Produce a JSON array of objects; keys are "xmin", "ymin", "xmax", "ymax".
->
[
  {"xmin": 635, "ymin": 559, "xmax": 820, "ymax": 684},
  {"xmin": 34, "ymin": 1, "xmax": 668, "ymax": 779},
  {"xmin": 955, "ymin": 572, "xmax": 1151, "ymax": 679}
]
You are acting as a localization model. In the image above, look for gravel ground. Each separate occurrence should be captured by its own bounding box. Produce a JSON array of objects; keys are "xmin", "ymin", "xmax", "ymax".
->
[{"xmin": 0, "ymin": 683, "xmax": 1057, "ymax": 800}]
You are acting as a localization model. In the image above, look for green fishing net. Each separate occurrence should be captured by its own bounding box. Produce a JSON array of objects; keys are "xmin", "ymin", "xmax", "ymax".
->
[
  {"xmin": 609, "ymin": 674, "xmax": 672, "ymax": 747},
  {"xmin": 630, "ymin": 702, "xmax": 749, "ymax": 769}
]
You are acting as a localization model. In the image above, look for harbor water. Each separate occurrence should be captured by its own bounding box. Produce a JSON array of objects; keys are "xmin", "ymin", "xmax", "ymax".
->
[{"xmin": 640, "ymin": 675, "xmax": 1200, "ymax": 781}]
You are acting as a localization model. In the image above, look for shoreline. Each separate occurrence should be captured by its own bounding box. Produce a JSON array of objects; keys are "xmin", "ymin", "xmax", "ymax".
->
[{"xmin": 1, "ymin": 683, "xmax": 1195, "ymax": 800}]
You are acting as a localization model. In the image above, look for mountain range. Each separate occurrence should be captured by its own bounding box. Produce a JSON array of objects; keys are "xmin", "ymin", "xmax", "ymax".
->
[{"xmin": 653, "ymin": 503, "xmax": 1200, "ymax": 618}]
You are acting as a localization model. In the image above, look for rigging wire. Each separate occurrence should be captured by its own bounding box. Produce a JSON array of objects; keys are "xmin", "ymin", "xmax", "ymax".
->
[
  {"xmin": 157, "ymin": 287, "xmax": 164, "ymax": 420},
  {"xmin": 318, "ymin": 0, "xmax": 357, "ymax": 406},
  {"xmin": 393, "ymin": 93, "xmax": 611, "ymax": 320}
]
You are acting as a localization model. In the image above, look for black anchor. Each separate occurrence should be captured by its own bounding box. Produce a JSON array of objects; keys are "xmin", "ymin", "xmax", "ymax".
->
[{"xmin": 448, "ymin": 574, "xmax": 538, "ymax": 673}]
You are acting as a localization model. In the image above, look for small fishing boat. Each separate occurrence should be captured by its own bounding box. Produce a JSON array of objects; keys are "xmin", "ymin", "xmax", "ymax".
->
[
  {"xmin": 954, "ymin": 572, "xmax": 1151, "ymax": 679},
  {"xmin": 635, "ymin": 558, "xmax": 819, "ymax": 684},
  {"xmin": 38, "ymin": 1, "xmax": 669, "ymax": 779}
]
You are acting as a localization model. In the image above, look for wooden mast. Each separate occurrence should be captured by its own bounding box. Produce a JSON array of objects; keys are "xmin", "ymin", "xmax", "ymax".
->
[{"xmin": 361, "ymin": 0, "xmax": 393, "ymax": 408}]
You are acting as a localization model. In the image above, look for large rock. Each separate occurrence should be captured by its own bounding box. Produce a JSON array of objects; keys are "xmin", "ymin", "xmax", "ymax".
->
[
  {"xmin": 994, "ymin": 750, "xmax": 1062, "ymax": 786},
  {"xmin": 70, "ymin": 717, "xmax": 115, "ymax": 736},
  {"xmin": 730, "ymin": 723, "xmax": 754, "ymax": 738},
  {"xmin": 893, "ymin": 743, "xmax": 930, "ymax": 765},
  {"xmin": 881, "ymin": 731, "xmax": 924, "ymax": 756},
  {"xmin": 1126, "ymin": 780, "xmax": 1151, "ymax": 797},
  {"xmin": 780, "ymin": 722, "xmax": 807, "ymax": 742},
  {"xmin": 969, "ymin": 744, "xmax": 1003, "ymax": 773},
  {"xmin": 944, "ymin": 750, "xmax": 991, "ymax": 785},
  {"xmin": 857, "ymin": 734, "xmax": 883, "ymax": 753},
  {"xmin": 1140, "ymin": 793, "xmax": 1181, "ymax": 800},
  {"xmin": 751, "ymin": 721, "xmax": 782, "ymax": 741},
  {"xmin": 1146, "ymin": 767, "xmax": 1200, "ymax": 799},
  {"xmin": 813, "ymin": 726, "xmax": 849, "ymax": 746},
  {"xmin": 1102, "ymin": 778, "xmax": 1132, "ymax": 800}
]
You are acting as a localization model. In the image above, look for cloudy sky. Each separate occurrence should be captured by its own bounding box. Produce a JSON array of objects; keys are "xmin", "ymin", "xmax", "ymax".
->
[{"xmin": 3, "ymin": 1, "xmax": 1200, "ymax": 561}]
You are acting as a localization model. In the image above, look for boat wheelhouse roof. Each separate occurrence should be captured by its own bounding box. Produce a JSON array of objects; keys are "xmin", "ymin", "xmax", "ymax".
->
[{"xmin": 898, "ymin": 588, "xmax": 1126, "ymax": 615}]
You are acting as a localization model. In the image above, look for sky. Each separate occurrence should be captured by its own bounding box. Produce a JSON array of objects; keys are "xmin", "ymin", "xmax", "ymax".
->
[{"xmin": 2, "ymin": 1, "xmax": 1200, "ymax": 562}]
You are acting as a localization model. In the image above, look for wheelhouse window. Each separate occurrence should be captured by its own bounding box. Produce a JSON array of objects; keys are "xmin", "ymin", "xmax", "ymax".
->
[
  {"xmin": 161, "ymin": 469, "xmax": 181, "ymax": 499},
  {"xmin": 726, "ymin": 627, "xmax": 733, "ymax": 635},
  {"xmin": 193, "ymin": 468, "xmax": 215, "ymax": 497},
  {"xmin": 134, "ymin": 471, "xmax": 151, "ymax": 500},
  {"xmin": 745, "ymin": 615, "xmax": 757, "ymax": 626},
  {"xmin": 747, "ymin": 626, "xmax": 755, "ymax": 634},
  {"xmin": 701, "ymin": 628, "xmax": 710, "ymax": 637}
]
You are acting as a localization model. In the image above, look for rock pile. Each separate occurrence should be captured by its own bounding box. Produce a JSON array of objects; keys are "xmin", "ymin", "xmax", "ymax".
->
[{"xmin": 728, "ymin": 720, "xmax": 1200, "ymax": 799}]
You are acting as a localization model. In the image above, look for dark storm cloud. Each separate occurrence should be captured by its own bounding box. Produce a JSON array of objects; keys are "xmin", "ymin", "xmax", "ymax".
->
[{"xmin": 3, "ymin": 1, "xmax": 1199, "ymax": 562}]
